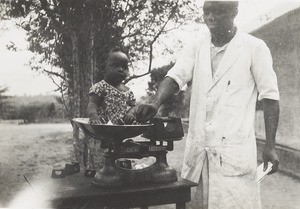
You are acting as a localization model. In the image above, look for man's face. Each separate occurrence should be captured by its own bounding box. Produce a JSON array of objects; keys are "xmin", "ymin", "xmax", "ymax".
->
[{"xmin": 203, "ymin": 1, "xmax": 238, "ymax": 32}]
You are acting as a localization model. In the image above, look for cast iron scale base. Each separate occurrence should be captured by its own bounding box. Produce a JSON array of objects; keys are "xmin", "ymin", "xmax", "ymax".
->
[{"xmin": 73, "ymin": 117, "xmax": 184, "ymax": 188}]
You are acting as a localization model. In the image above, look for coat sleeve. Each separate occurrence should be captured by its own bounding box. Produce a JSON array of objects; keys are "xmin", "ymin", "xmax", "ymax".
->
[
  {"xmin": 251, "ymin": 40, "xmax": 280, "ymax": 101},
  {"xmin": 166, "ymin": 39, "xmax": 197, "ymax": 90}
]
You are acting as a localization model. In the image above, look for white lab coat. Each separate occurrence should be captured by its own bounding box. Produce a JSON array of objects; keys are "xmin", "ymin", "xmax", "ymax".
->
[{"xmin": 166, "ymin": 31, "xmax": 279, "ymax": 209}]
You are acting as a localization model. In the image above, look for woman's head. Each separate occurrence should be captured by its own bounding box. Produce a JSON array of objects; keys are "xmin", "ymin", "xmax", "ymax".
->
[{"xmin": 104, "ymin": 48, "xmax": 129, "ymax": 86}]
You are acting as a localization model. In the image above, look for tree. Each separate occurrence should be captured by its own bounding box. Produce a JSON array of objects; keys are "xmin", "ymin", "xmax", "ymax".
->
[
  {"xmin": 147, "ymin": 63, "xmax": 191, "ymax": 118},
  {"xmin": 4, "ymin": 0, "xmax": 198, "ymax": 119},
  {"xmin": 0, "ymin": 86, "xmax": 14, "ymax": 120},
  {"xmin": 3, "ymin": 0, "xmax": 199, "ymax": 166},
  {"xmin": 47, "ymin": 102, "xmax": 56, "ymax": 118},
  {"xmin": 17, "ymin": 104, "xmax": 41, "ymax": 123}
]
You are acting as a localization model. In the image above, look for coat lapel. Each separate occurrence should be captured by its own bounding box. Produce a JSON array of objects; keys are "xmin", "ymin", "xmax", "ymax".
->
[{"xmin": 207, "ymin": 32, "xmax": 242, "ymax": 93}]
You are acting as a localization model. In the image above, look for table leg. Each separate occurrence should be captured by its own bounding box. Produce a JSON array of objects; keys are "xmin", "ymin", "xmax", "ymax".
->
[{"xmin": 176, "ymin": 202, "xmax": 186, "ymax": 209}]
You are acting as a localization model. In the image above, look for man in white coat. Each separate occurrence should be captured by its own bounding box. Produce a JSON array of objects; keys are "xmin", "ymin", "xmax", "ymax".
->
[{"xmin": 134, "ymin": 1, "xmax": 280, "ymax": 208}]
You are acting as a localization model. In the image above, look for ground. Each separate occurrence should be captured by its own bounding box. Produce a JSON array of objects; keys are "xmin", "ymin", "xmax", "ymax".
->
[
  {"xmin": 0, "ymin": 123, "xmax": 299, "ymax": 208},
  {"xmin": 0, "ymin": 123, "xmax": 73, "ymax": 208}
]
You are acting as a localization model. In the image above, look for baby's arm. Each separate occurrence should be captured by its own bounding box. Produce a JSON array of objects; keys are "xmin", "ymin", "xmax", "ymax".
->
[
  {"xmin": 124, "ymin": 106, "xmax": 138, "ymax": 124},
  {"xmin": 123, "ymin": 90, "xmax": 138, "ymax": 124},
  {"xmin": 87, "ymin": 94, "xmax": 103, "ymax": 124}
]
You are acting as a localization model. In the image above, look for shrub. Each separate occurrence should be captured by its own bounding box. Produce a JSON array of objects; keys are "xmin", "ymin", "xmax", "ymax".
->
[
  {"xmin": 147, "ymin": 62, "xmax": 190, "ymax": 118},
  {"xmin": 17, "ymin": 104, "xmax": 42, "ymax": 123}
]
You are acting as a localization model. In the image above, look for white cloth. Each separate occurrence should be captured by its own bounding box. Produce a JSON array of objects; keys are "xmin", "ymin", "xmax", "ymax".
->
[
  {"xmin": 166, "ymin": 31, "xmax": 279, "ymax": 209},
  {"xmin": 187, "ymin": 154, "xmax": 209, "ymax": 209},
  {"xmin": 210, "ymin": 43, "xmax": 228, "ymax": 77}
]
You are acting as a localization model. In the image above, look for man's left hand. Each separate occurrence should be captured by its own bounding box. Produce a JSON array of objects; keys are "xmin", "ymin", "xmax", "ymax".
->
[{"xmin": 262, "ymin": 146, "xmax": 279, "ymax": 174}]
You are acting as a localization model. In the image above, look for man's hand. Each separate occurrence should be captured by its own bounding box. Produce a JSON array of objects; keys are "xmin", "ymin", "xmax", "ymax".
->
[
  {"xmin": 135, "ymin": 77, "xmax": 179, "ymax": 123},
  {"xmin": 135, "ymin": 103, "xmax": 159, "ymax": 123},
  {"xmin": 124, "ymin": 112, "xmax": 136, "ymax": 124},
  {"xmin": 262, "ymin": 146, "xmax": 279, "ymax": 174},
  {"xmin": 262, "ymin": 99, "xmax": 280, "ymax": 175}
]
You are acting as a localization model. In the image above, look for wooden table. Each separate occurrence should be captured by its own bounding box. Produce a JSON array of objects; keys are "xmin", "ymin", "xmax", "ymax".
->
[{"xmin": 28, "ymin": 173, "xmax": 197, "ymax": 209}]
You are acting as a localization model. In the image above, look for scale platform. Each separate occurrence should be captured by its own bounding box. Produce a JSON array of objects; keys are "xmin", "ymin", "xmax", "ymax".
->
[{"xmin": 72, "ymin": 117, "xmax": 184, "ymax": 188}]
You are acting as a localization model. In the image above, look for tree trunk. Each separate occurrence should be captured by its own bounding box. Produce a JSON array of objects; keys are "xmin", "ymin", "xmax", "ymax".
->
[
  {"xmin": 71, "ymin": 31, "xmax": 81, "ymax": 118},
  {"xmin": 89, "ymin": 13, "xmax": 96, "ymax": 85},
  {"xmin": 83, "ymin": 12, "xmax": 98, "ymax": 169},
  {"xmin": 70, "ymin": 31, "xmax": 83, "ymax": 165}
]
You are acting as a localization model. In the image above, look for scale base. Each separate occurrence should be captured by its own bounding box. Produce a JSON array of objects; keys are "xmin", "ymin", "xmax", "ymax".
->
[
  {"xmin": 92, "ymin": 152, "xmax": 177, "ymax": 188},
  {"xmin": 92, "ymin": 163, "xmax": 177, "ymax": 188}
]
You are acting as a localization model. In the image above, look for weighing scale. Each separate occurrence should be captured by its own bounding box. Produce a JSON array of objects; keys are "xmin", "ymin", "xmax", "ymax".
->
[{"xmin": 72, "ymin": 117, "xmax": 184, "ymax": 188}]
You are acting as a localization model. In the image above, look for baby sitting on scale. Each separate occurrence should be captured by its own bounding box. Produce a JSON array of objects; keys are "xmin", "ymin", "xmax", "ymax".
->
[
  {"xmin": 87, "ymin": 48, "xmax": 137, "ymax": 125},
  {"xmin": 86, "ymin": 48, "xmax": 151, "ymax": 169}
]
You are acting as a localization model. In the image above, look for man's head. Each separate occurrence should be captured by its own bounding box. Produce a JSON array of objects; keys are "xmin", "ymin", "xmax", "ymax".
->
[
  {"xmin": 203, "ymin": 1, "xmax": 238, "ymax": 33},
  {"xmin": 104, "ymin": 48, "xmax": 129, "ymax": 86}
]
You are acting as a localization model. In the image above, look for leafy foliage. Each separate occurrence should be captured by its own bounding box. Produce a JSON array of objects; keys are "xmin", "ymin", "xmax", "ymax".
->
[
  {"xmin": 17, "ymin": 103, "xmax": 58, "ymax": 122},
  {"xmin": 3, "ymin": 0, "xmax": 199, "ymax": 118},
  {"xmin": 0, "ymin": 86, "xmax": 14, "ymax": 119},
  {"xmin": 147, "ymin": 63, "xmax": 190, "ymax": 118},
  {"xmin": 4, "ymin": 95, "xmax": 68, "ymax": 122}
]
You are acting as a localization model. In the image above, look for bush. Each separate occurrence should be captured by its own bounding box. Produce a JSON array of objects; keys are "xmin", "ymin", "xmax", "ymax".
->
[
  {"xmin": 17, "ymin": 104, "xmax": 42, "ymax": 123},
  {"xmin": 147, "ymin": 62, "xmax": 190, "ymax": 118},
  {"xmin": 3, "ymin": 95, "xmax": 68, "ymax": 123}
]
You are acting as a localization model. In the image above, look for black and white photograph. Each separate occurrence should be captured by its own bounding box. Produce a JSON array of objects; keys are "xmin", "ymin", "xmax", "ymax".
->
[{"xmin": 0, "ymin": 0, "xmax": 299, "ymax": 208}]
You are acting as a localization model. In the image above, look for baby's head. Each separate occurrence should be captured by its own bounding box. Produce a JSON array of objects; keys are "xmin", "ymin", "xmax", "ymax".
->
[{"xmin": 104, "ymin": 48, "xmax": 129, "ymax": 86}]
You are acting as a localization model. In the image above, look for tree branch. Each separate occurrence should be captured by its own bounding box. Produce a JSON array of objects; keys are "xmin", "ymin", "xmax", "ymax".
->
[
  {"xmin": 43, "ymin": 69, "xmax": 65, "ymax": 80},
  {"xmin": 124, "ymin": 2, "xmax": 179, "ymax": 84},
  {"xmin": 121, "ymin": 30, "xmax": 142, "ymax": 39},
  {"xmin": 124, "ymin": 71, "xmax": 151, "ymax": 83},
  {"xmin": 48, "ymin": 76, "xmax": 70, "ymax": 115},
  {"xmin": 147, "ymin": 1, "xmax": 178, "ymax": 75}
]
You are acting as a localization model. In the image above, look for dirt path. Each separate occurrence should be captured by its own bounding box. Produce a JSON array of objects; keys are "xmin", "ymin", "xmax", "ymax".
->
[
  {"xmin": 0, "ymin": 123, "xmax": 73, "ymax": 207},
  {"xmin": 0, "ymin": 123, "xmax": 299, "ymax": 209}
]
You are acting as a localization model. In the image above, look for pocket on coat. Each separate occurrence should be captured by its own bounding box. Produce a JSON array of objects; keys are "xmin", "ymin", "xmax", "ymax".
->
[
  {"xmin": 220, "ymin": 138, "xmax": 256, "ymax": 176},
  {"xmin": 223, "ymin": 84, "xmax": 250, "ymax": 108}
]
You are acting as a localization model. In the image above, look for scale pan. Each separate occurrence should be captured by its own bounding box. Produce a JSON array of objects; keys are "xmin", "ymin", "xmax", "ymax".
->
[{"xmin": 72, "ymin": 118, "xmax": 153, "ymax": 143}]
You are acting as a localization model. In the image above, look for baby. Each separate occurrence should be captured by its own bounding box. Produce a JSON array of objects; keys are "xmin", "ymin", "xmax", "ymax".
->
[
  {"xmin": 82, "ymin": 48, "xmax": 138, "ymax": 169},
  {"xmin": 87, "ymin": 48, "xmax": 136, "ymax": 125},
  {"xmin": 85, "ymin": 48, "xmax": 154, "ymax": 170}
]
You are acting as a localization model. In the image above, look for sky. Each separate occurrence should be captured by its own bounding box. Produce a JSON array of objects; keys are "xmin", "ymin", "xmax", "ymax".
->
[
  {"xmin": 0, "ymin": 22, "xmax": 55, "ymax": 96},
  {"xmin": 0, "ymin": 0, "xmax": 297, "ymax": 97}
]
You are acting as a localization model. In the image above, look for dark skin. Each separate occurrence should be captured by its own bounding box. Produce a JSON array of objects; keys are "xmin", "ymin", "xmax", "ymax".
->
[
  {"xmin": 87, "ymin": 51, "xmax": 136, "ymax": 124},
  {"xmin": 135, "ymin": 1, "xmax": 280, "ymax": 174},
  {"xmin": 203, "ymin": 1, "xmax": 238, "ymax": 47}
]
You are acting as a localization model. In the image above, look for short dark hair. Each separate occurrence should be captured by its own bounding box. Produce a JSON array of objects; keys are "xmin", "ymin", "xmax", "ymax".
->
[
  {"xmin": 109, "ymin": 47, "xmax": 126, "ymax": 55},
  {"xmin": 204, "ymin": 1, "xmax": 239, "ymax": 10},
  {"xmin": 106, "ymin": 47, "xmax": 129, "ymax": 70}
]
